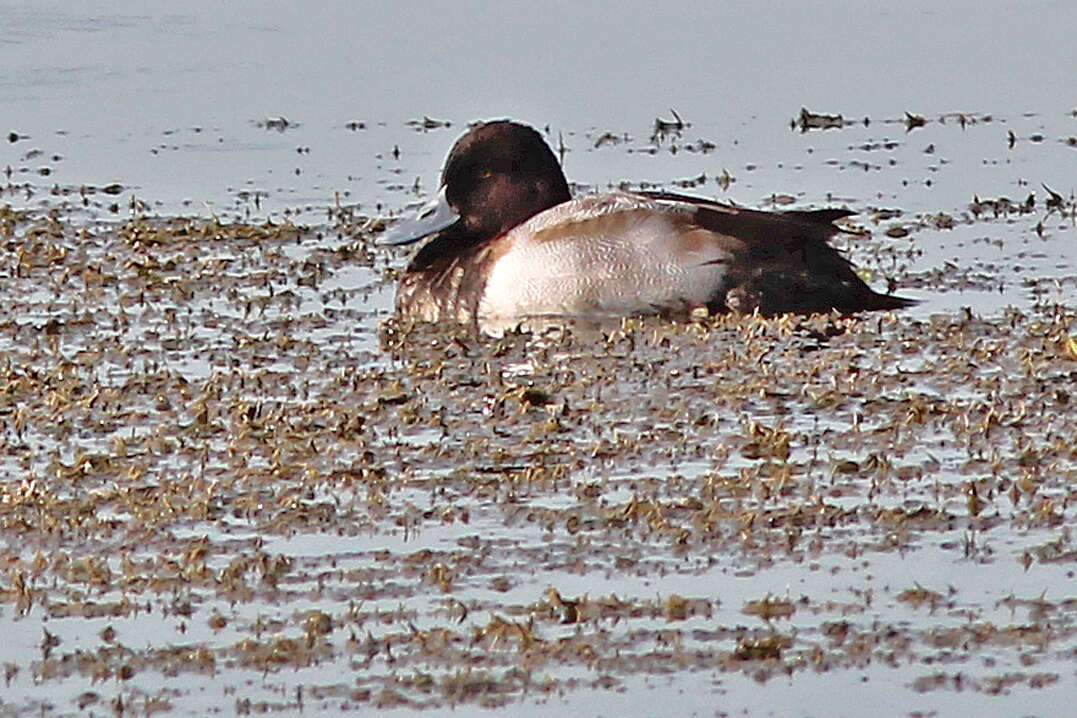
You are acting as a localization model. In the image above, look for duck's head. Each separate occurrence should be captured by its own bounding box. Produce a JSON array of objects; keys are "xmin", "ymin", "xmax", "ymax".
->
[{"xmin": 379, "ymin": 120, "xmax": 571, "ymax": 246}]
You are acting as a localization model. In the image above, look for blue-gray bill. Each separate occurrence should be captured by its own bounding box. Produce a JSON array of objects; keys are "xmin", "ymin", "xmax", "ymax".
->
[{"xmin": 376, "ymin": 186, "xmax": 459, "ymax": 246}]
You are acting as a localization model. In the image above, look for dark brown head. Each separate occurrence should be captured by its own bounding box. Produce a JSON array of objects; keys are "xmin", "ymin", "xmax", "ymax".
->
[
  {"xmin": 442, "ymin": 121, "xmax": 571, "ymax": 239},
  {"xmin": 378, "ymin": 121, "xmax": 571, "ymax": 248}
]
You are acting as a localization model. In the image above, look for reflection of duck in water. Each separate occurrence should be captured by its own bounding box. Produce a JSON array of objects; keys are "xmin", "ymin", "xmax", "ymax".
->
[{"xmin": 380, "ymin": 120, "xmax": 913, "ymax": 327}]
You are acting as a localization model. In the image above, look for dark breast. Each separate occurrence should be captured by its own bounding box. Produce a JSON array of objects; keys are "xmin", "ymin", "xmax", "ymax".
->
[{"xmin": 395, "ymin": 236, "xmax": 498, "ymax": 324}]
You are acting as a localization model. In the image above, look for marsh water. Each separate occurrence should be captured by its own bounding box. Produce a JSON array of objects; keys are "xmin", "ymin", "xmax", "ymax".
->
[{"xmin": 1, "ymin": 2, "xmax": 1075, "ymax": 716}]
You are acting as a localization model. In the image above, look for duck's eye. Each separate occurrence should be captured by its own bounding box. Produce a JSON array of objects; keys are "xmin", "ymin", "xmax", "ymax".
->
[{"xmin": 478, "ymin": 170, "xmax": 493, "ymax": 180}]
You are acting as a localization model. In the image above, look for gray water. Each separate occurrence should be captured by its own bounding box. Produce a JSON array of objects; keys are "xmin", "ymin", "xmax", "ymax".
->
[
  {"xmin": 4, "ymin": 0, "xmax": 1075, "ymax": 215},
  {"xmin": 1, "ymin": 3, "xmax": 1075, "ymax": 717}
]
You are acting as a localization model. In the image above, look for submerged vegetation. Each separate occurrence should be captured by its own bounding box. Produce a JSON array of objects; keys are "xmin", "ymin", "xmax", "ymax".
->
[
  {"xmin": 0, "ymin": 195, "xmax": 1074, "ymax": 714},
  {"xmin": 1, "ymin": 104, "xmax": 1076, "ymax": 715}
]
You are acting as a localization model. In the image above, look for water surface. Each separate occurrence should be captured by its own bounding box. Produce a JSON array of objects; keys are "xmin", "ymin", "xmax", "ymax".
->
[{"xmin": 0, "ymin": 3, "xmax": 1075, "ymax": 717}]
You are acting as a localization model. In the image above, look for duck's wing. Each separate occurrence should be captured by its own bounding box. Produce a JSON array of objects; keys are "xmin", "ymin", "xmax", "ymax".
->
[{"xmin": 636, "ymin": 190, "xmax": 915, "ymax": 314}]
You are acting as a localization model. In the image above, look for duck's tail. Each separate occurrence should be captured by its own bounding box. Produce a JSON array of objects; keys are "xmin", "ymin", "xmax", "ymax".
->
[
  {"xmin": 860, "ymin": 289, "xmax": 918, "ymax": 312},
  {"xmin": 780, "ymin": 208, "xmax": 917, "ymax": 313}
]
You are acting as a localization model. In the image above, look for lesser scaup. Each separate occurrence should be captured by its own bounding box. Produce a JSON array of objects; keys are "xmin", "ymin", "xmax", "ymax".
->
[{"xmin": 380, "ymin": 120, "xmax": 913, "ymax": 325}]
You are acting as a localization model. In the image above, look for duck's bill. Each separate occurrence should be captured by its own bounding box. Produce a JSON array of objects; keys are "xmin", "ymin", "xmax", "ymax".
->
[{"xmin": 377, "ymin": 186, "xmax": 460, "ymax": 246}]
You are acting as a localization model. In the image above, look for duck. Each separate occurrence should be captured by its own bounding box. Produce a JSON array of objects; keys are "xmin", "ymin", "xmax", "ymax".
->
[{"xmin": 378, "ymin": 120, "xmax": 913, "ymax": 326}]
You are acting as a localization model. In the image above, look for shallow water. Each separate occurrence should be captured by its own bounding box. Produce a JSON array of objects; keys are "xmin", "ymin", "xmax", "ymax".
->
[{"xmin": 1, "ymin": 2, "xmax": 1076, "ymax": 717}]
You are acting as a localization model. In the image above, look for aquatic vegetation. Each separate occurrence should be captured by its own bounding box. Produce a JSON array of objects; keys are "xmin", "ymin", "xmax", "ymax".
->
[{"xmin": 0, "ymin": 108, "xmax": 1075, "ymax": 715}]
